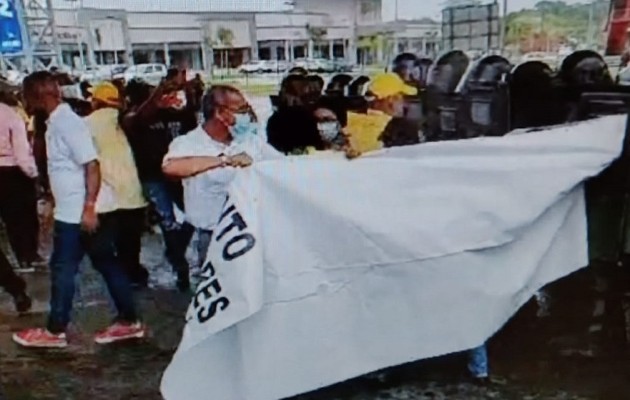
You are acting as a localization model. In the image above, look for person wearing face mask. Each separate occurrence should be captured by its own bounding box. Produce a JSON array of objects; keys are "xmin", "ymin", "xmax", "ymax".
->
[
  {"xmin": 304, "ymin": 107, "xmax": 347, "ymax": 156},
  {"xmin": 122, "ymin": 67, "xmax": 198, "ymax": 292},
  {"xmin": 162, "ymin": 85, "xmax": 283, "ymax": 270},
  {"xmin": 344, "ymin": 73, "xmax": 420, "ymax": 159},
  {"xmin": 267, "ymin": 75, "xmax": 324, "ymax": 155}
]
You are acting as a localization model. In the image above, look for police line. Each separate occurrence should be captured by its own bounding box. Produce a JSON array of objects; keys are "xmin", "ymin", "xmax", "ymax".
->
[{"xmin": 162, "ymin": 115, "xmax": 626, "ymax": 400}]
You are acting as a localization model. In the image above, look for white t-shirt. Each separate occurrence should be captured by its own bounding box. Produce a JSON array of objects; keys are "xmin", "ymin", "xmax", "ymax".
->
[
  {"xmin": 164, "ymin": 126, "xmax": 283, "ymax": 230},
  {"xmin": 46, "ymin": 103, "xmax": 98, "ymax": 224}
]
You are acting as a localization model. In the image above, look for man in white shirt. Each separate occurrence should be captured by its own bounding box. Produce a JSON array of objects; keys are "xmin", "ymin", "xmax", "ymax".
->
[
  {"xmin": 163, "ymin": 85, "xmax": 282, "ymax": 266},
  {"xmin": 13, "ymin": 72, "xmax": 145, "ymax": 349}
]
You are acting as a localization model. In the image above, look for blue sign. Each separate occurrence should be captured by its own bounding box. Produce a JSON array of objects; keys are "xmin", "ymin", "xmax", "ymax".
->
[{"xmin": 0, "ymin": 0, "xmax": 24, "ymax": 54}]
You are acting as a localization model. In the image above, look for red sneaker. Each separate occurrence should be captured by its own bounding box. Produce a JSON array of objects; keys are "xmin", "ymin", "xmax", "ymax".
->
[
  {"xmin": 94, "ymin": 322, "xmax": 146, "ymax": 344},
  {"xmin": 12, "ymin": 328, "xmax": 68, "ymax": 348}
]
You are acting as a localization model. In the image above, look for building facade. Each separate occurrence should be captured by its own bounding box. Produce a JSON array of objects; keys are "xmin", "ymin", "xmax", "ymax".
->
[{"xmin": 50, "ymin": 0, "xmax": 441, "ymax": 70}]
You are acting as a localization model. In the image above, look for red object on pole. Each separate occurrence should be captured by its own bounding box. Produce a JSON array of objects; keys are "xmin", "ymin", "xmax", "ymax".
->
[{"xmin": 606, "ymin": 0, "xmax": 630, "ymax": 55}]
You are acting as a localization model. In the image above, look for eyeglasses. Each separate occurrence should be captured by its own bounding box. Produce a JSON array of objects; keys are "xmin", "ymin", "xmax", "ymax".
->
[
  {"xmin": 217, "ymin": 103, "xmax": 258, "ymax": 122},
  {"xmin": 219, "ymin": 103, "xmax": 253, "ymax": 115}
]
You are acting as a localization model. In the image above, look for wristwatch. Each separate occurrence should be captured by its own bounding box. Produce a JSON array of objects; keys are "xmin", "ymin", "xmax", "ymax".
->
[{"xmin": 220, "ymin": 155, "xmax": 230, "ymax": 166}]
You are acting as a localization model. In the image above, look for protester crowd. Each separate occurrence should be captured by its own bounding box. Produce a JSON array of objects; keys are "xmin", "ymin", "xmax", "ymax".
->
[{"xmin": 0, "ymin": 53, "xmax": 489, "ymax": 381}]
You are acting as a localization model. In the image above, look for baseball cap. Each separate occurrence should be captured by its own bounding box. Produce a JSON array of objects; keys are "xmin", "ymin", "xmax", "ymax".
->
[
  {"xmin": 90, "ymin": 82, "xmax": 121, "ymax": 106},
  {"xmin": 367, "ymin": 73, "xmax": 418, "ymax": 99}
]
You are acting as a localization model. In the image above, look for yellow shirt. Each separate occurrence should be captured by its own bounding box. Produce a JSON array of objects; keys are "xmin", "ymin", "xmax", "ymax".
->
[
  {"xmin": 345, "ymin": 110, "xmax": 392, "ymax": 155},
  {"xmin": 84, "ymin": 108, "xmax": 146, "ymax": 212}
]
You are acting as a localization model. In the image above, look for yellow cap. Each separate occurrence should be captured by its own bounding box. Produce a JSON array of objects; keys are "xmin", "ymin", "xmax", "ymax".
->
[
  {"xmin": 368, "ymin": 73, "xmax": 418, "ymax": 99},
  {"xmin": 90, "ymin": 82, "xmax": 120, "ymax": 106}
]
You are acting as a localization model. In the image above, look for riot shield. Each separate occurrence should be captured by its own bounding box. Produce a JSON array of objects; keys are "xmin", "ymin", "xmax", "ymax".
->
[
  {"xmin": 560, "ymin": 50, "xmax": 613, "ymax": 87},
  {"xmin": 348, "ymin": 76, "xmax": 371, "ymax": 96},
  {"xmin": 559, "ymin": 50, "xmax": 615, "ymax": 122},
  {"xmin": 391, "ymin": 53, "xmax": 420, "ymax": 86},
  {"xmin": 326, "ymin": 74, "xmax": 353, "ymax": 96},
  {"xmin": 510, "ymin": 60, "xmax": 564, "ymax": 128},
  {"xmin": 427, "ymin": 50, "xmax": 470, "ymax": 93},
  {"xmin": 424, "ymin": 50, "xmax": 470, "ymax": 141},
  {"xmin": 458, "ymin": 55, "xmax": 512, "ymax": 138},
  {"xmin": 416, "ymin": 58, "xmax": 434, "ymax": 88}
]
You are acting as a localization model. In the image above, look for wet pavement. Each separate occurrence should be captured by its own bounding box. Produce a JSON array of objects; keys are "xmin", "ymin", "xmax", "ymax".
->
[{"xmin": 1, "ymin": 227, "xmax": 630, "ymax": 400}]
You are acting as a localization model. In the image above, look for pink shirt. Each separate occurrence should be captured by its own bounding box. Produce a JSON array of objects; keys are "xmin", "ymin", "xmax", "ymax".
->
[{"xmin": 0, "ymin": 103, "xmax": 37, "ymax": 178}]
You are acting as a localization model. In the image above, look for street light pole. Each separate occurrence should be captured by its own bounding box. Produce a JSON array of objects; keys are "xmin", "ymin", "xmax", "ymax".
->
[
  {"xmin": 395, "ymin": 0, "xmax": 399, "ymax": 21},
  {"xmin": 77, "ymin": 0, "xmax": 85, "ymax": 69},
  {"xmin": 65, "ymin": 0, "xmax": 85, "ymax": 69},
  {"xmin": 499, "ymin": 0, "xmax": 508, "ymax": 54},
  {"xmin": 587, "ymin": 0, "xmax": 595, "ymax": 49}
]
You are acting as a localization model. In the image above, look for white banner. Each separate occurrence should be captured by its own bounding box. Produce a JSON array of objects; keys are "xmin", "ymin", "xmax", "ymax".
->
[{"xmin": 162, "ymin": 116, "xmax": 626, "ymax": 400}]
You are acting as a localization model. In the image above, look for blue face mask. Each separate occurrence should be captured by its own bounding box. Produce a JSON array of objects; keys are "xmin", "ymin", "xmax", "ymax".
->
[{"xmin": 229, "ymin": 113, "xmax": 256, "ymax": 142}]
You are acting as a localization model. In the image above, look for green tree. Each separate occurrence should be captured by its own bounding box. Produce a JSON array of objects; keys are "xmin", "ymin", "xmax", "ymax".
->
[{"xmin": 505, "ymin": 0, "xmax": 608, "ymax": 52}]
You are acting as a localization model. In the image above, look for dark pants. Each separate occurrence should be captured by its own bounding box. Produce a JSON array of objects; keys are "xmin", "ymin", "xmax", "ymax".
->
[
  {"xmin": 0, "ymin": 167, "xmax": 39, "ymax": 264},
  {"xmin": 47, "ymin": 216, "xmax": 138, "ymax": 334},
  {"xmin": 195, "ymin": 229, "xmax": 213, "ymax": 269},
  {"xmin": 0, "ymin": 247, "xmax": 26, "ymax": 298},
  {"xmin": 142, "ymin": 181, "xmax": 194, "ymax": 277},
  {"xmin": 111, "ymin": 208, "xmax": 148, "ymax": 284}
]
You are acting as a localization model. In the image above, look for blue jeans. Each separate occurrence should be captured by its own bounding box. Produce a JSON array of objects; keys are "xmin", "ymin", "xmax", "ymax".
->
[
  {"xmin": 468, "ymin": 344, "xmax": 489, "ymax": 378},
  {"xmin": 142, "ymin": 181, "xmax": 194, "ymax": 275},
  {"xmin": 47, "ymin": 217, "xmax": 138, "ymax": 333}
]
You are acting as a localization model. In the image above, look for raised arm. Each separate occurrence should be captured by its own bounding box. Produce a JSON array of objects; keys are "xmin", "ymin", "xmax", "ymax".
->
[{"xmin": 163, "ymin": 156, "xmax": 227, "ymax": 179}]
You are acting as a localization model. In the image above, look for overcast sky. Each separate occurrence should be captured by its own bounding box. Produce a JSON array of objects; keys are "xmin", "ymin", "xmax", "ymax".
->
[{"xmin": 60, "ymin": 0, "xmax": 592, "ymax": 19}]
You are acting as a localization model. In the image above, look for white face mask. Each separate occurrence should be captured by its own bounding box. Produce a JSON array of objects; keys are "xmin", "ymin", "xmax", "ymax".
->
[
  {"xmin": 317, "ymin": 121, "xmax": 340, "ymax": 143},
  {"xmin": 229, "ymin": 113, "xmax": 256, "ymax": 142}
]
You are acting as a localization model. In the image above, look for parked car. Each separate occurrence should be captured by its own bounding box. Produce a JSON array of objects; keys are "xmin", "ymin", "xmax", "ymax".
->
[
  {"xmin": 79, "ymin": 66, "xmax": 106, "ymax": 82},
  {"xmin": 123, "ymin": 63, "xmax": 167, "ymax": 84},
  {"xmin": 292, "ymin": 58, "xmax": 336, "ymax": 73},
  {"xmin": 333, "ymin": 58, "xmax": 354, "ymax": 72},
  {"xmin": 109, "ymin": 64, "xmax": 128, "ymax": 80},
  {"xmin": 239, "ymin": 60, "xmax": 269, "ymax": 74},
  {"xmin": 264, "ymin": 60, "xmax": 289, "ymax": 73},
  {"xmin": 313, "ymin": 58, "xmax": 335, "ymax": 73},
  {"xmin": 292, "ymin": 58, "xmax": 309, "ymax": 70}
]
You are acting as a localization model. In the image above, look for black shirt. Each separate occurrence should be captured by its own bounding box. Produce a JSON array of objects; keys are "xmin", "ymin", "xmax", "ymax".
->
[
  {"xmin": 125, "ymin": 108, "xmax": 198, "ymax": 183},
  {"xmin": 267, "ymin": 106, "xmax": 324, "ymax": 154},
  {"xmin": 379, "ymin": 117, "xmax": 421, "ymax": 148}
]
